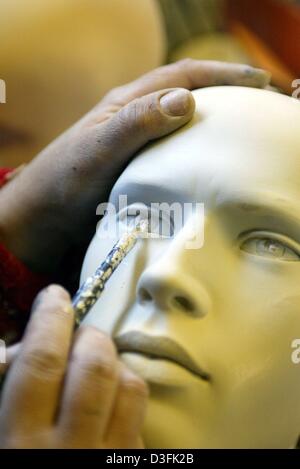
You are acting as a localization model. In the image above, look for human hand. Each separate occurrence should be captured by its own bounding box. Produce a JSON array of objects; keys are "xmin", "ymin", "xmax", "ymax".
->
[
  {"xmin": 0, "ymin": 60, "xmax": 271, "ymax": 274},
  {"xmin": 0, "ymin": 285, "xmax": 148, "ymax": 448}
]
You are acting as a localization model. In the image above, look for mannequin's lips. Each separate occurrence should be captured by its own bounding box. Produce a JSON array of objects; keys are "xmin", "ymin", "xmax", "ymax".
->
[{"xmin": 114, "ymin": 331, "xmax": 210, "ymax": 382}]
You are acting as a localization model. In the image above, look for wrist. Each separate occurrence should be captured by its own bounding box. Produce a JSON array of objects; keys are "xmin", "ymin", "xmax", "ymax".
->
[
  {"xmin": 0, "ymin": 179, "xmax": 65, "ymax": 274},
  {"xmin": 0, "ymin": 201, "xmax": 36, "ymax": 272}
]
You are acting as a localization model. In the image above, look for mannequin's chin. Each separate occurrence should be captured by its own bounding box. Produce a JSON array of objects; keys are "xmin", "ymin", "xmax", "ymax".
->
[{"xmin": 142, "ymin": 410, "xmax": 199, "ymax": 449}]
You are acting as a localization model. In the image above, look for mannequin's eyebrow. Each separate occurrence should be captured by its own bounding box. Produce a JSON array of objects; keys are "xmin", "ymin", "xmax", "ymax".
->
[
  {"xmin": 217, "ymin": 191, "xmax": 300, "ymax": 237},
  {"xmin": 111, "ymin": 181, "xmax": 190, "ymax": 205}
]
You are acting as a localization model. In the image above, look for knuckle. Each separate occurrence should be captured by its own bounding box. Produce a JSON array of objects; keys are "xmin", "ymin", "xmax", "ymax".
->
[
  {"xmin": 175, "ymin": 57, "xmax": 194, "ymax": 69},
  {"xmin": 118, "ymin": 99, "xmax": 141, "ymax": 130},
  {"xmin": 72, "ymin": 327, "xmax": 118, "ymax": 382},
  {"xmin": 102, "ymin": 85, "xmax": 124, "ymax": 105},
  {"xmin": 21, "ymin": 346, "xmax": 65, "ymax": 377},
  {"xmin": 119, "ymin": 96, "xmax": 161, "ymax": 136},
  {"xmin": 119, "ymin": 371, "xmax": 149, "ymax": 398},
  {"xmin": 73, "ymin": 355, "xmax": 117, "ymax": 383},
  {"xmin": 78, "ymin": 326, "xmax": 117, "ymax": 356},
  {"xmin": 118, "ymin": 99, "xmax": 145, "ymax": 134}
]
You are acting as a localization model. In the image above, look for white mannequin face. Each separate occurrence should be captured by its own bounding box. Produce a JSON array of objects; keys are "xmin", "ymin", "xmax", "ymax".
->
[{"xmin": 81, "ymin": 87, "xmax": 300, "ymax": 448}]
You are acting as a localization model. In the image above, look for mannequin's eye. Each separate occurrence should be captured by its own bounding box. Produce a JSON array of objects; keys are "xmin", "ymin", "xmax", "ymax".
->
[
  {"xmin": 240, "ymin": 234, "xmax": 300, "ymax": 261},
  {"xmin": 118, "ymin": 205, "xmax": 173, "ymax": 238}
]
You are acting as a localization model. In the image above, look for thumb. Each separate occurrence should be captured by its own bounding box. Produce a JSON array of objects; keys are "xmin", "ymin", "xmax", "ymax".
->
[{"xmin": 92, "ymin": 88, "xmax": 195, "ymax": 168}]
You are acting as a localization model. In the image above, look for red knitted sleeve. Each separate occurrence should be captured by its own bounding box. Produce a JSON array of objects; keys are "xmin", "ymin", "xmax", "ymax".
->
[
  {"xmin": 0, "ymin": 168, "xmax": 49, "ymax": 343},
  {"xmin": 0, "ymin": 168, "xmax": 14, "ymax": 187}
]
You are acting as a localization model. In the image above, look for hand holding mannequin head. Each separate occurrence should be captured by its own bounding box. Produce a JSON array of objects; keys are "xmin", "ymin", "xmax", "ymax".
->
[{"xmin": 81, "ymin": 86, "xmax": 300, "ymax": 448}]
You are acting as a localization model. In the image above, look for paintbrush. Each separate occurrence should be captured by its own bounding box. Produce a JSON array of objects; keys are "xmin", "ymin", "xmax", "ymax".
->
[{"xmin": 72, "ymin": 219, "xmax": 149, "ymax": 327}]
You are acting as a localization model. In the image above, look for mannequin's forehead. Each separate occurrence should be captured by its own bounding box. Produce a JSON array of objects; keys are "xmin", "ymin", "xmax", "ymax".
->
[{"xmin": 112, "ymin": 87, "xmax": 300, "ymax": 204}]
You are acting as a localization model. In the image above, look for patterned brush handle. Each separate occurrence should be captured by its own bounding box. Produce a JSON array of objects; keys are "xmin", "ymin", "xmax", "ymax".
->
[{"xmin": 72, "ymin": 220, "xmax": 148, "ymax": 327}]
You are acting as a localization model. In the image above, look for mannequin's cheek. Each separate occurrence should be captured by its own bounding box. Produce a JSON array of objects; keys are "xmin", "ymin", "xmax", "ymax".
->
[
  {"xmin": 264, "ymin": 295, "xmax": 300, "ymax": 378},
  {"xmin": 204, "ymin": 293, "xmax": 300, "ymax": 394}
]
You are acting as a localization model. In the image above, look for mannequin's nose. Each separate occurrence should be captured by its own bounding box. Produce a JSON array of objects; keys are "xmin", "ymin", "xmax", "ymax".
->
[{"xmin": 136, "ymin": 263, "xmax": 211, "ymax": 318}]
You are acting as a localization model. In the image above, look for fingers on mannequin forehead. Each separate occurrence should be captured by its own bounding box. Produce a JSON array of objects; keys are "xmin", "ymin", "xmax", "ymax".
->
[{"xmin": 100, "ymin": 59, "xmax": 271, "ymax": 108}]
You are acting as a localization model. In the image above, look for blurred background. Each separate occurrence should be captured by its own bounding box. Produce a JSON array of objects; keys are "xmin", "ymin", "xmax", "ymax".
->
[{"xmin": 0, "ymin": 0, "xmax": 299, "ymax": 168}]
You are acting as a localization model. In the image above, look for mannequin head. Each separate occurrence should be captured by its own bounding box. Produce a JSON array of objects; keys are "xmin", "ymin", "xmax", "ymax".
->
[{"xmin": 81, "ymin": 86, "xmax": 300, "ymax": 448}]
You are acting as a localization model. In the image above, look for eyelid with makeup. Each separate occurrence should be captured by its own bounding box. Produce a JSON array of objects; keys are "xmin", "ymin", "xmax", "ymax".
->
[{"xmin": 117, "ymin": 204, "xmax": 175, "ymax": 238}]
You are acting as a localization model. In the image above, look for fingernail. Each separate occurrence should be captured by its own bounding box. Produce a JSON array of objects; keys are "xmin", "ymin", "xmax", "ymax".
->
[
  {"xmin": 244, "ymin": 66, "xmax": 272, "ymax": 86},
  {"xmin": 257, "ymin": 69, "xmax": 272, "ymax": 87},
  {"xmin": 160, "ymin": 89, "xmax": 193, "ymax": 116}
]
